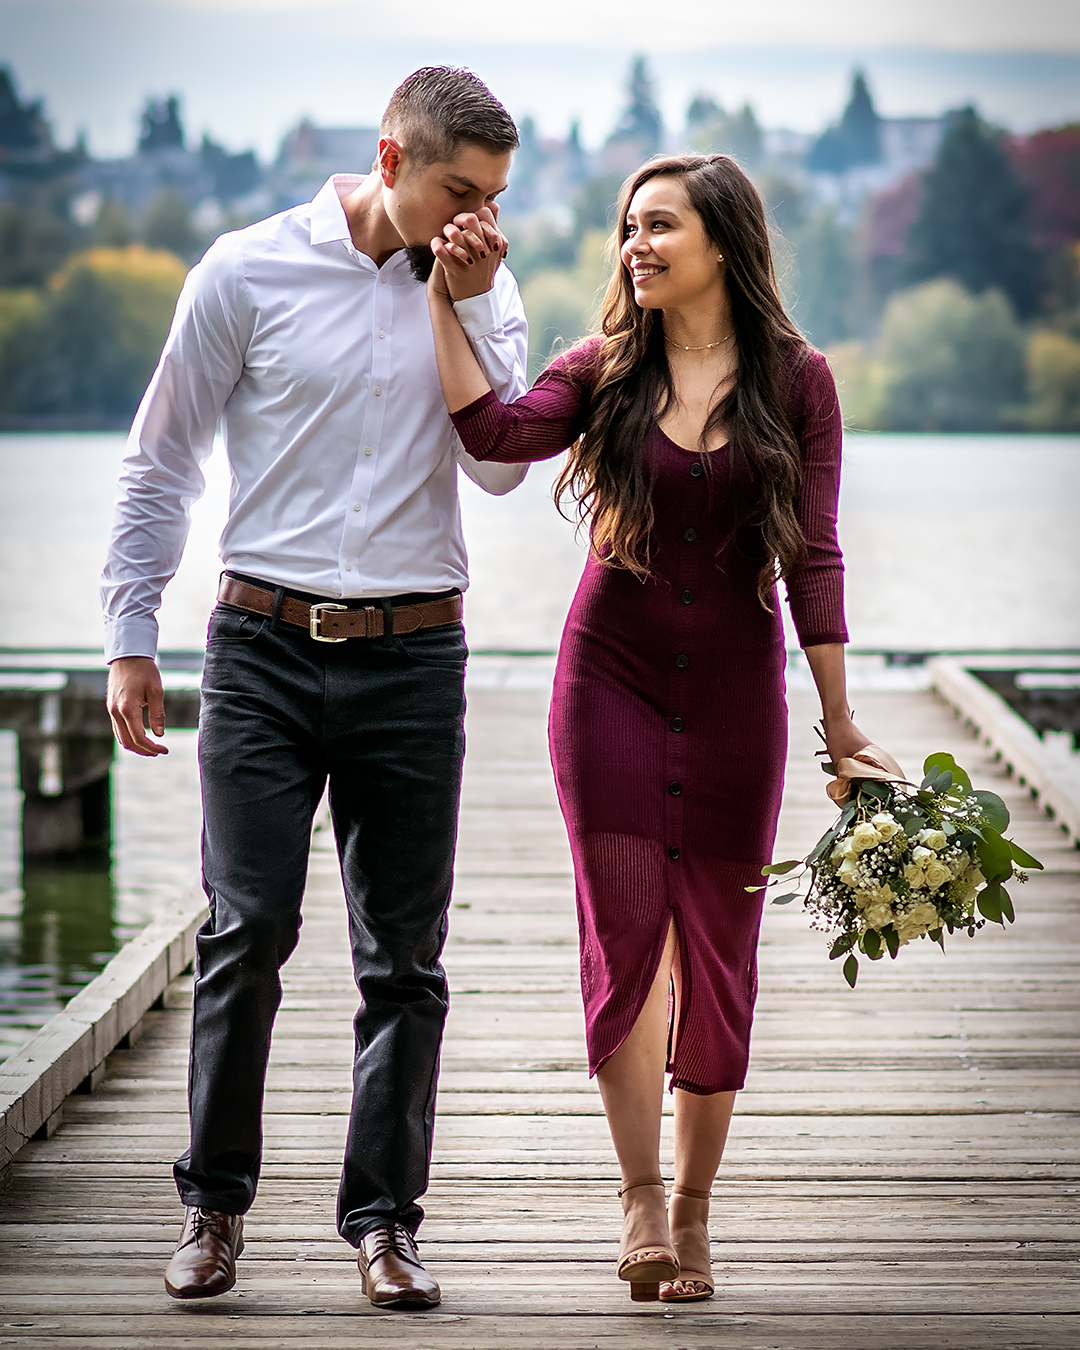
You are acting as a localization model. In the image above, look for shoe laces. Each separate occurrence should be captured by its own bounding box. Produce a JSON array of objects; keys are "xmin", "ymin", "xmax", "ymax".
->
[{"xmin": 367, "ymin": 1223, "xmax": 420, "ymax": 1266}]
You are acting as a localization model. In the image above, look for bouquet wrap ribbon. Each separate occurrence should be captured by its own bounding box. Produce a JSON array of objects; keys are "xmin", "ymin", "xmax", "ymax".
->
[{"xmin": 826, "ymin": 744, "xmax": 907, "ymax": 806}]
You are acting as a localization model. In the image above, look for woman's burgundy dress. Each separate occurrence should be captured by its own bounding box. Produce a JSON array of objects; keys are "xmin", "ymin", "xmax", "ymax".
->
[{"xmin": 451, "ymin": 342, "xmax": 847, "ymax": 1094}]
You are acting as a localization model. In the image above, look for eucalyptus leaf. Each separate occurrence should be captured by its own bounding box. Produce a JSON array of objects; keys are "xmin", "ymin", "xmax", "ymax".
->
[
  {"xmin": 843, "ymin": 954, "xmax": 859, "ymax": 988},
  {"xmin": 1000, "ymin": 888, "xmax": 1015, "ymax": 923},
  {"xmin": 977, "ymin": 880, "xmax": 1003, "ymax": 924},
  {"xmin": 923, "ymin": 752, "xmax": 972, "ymax": 793},
  {"xmin": 771, "ymin": 893, "xmax": 798, "ymax": 905},
  {"xmin": 1007, "ymin": 839, "xmax": 1044, "ymax": 871},
  {"xmin": 830, "ymin": 932, "xmax": 857, "ymax": 959},
  {"xmin": 862, "ymin": 929, "xmax": 882, "ymax": 960},
  {"xmin": 975, "ymin": 831, "xmax": 1013, "ymax": 883},
  {"xmin": 974, "ymin": 789, "xmax": 1010, "ymax": 833},
  {"xmin": 762, "ymin": 859, "xmax": 801, "ymax": 876},
  {"xmin": 883, "ymin": 925, "xmax": 900, "ymax": 959},
  {"xmin": 744, "ymin": 885, "xmax": 766, "ymax": 892},
  {"xmin": 930, "ymin": 928, "xmax": 946, "ymax": 950}
]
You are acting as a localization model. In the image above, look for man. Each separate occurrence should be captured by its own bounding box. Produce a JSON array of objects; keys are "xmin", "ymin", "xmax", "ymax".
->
[{"xmin": 101, "ymin": 67, "xmax": 527, "ymax": 1310}]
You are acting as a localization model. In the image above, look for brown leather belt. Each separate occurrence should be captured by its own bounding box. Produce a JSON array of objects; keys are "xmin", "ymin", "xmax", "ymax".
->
[{"xmin": 217, "ymin": 576, "xmax": 462, "ymax": 643}]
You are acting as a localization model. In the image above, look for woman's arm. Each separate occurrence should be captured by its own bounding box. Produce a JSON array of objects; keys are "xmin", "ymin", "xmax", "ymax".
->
[
  {"xmin": 428, "ymin": 266, "xmax": 494, "ymax": 413},
  {"xmin": 803, "ymin": 643, "xmax": 870, "ymax": 765},
  {"xmin": 426, "ymin": 255, "xmax": 594, "ymax": 465}
]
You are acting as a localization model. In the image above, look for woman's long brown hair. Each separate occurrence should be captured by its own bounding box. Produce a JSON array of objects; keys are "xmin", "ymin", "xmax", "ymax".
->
[{"xmin": 554, "ymin": 154, "xmax": 811, "ymax": 608}]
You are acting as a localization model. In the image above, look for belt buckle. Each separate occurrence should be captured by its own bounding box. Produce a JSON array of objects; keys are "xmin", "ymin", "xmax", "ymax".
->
[{"xmin": 309, "ymin": 602, "xmax": 349, "ymax": 642}]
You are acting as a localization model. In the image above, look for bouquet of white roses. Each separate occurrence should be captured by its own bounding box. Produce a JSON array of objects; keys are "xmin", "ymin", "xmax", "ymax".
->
[{"xmin": 756, "ymin": 752, "xmax": 1043, "ymax": 987}]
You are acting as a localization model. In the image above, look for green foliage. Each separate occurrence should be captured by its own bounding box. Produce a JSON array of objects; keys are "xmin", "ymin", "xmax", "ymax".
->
[
  {"xmin": 0, "ymin": 192, "xmax": 80, "ymax": 288},
  {"xmin": 905, "ymin": 107, "xmax": 1041, "ymax": 318},
  {"xmin": 786, "ymin": 209, "xmax": 855, "ymax": 347},
  {"xmin": 689, "ymin": 103, "xmax": 763, "ymax": 169},
  {"xmin": 0, "ymin": 287, "xmax": 44, "ymax": 413},
  {"xmin": 573, "ymin": 174, "xmax": 625, "ymax": 237},
  {"xmin": 142, "ymin": 188, "xmax": 203, "ymax": 263},
  {"xmin": 0, "ymin": 245, "xmax": 187, "ymax": 421},
  {"xmin": 876, "ymin": 279, "xmax": 1026, "ymax": 430},
  {"xmin": 1025, "ymin": 329, "xmax": 1080, "ymax": 429},
  {"xmin": 521, "ymin": 229, "xmax": 609, "ymax": 379}
]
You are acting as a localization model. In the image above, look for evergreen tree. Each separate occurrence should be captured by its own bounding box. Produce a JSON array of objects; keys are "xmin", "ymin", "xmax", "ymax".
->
[
  {"xmin": 138, "ymin": 95, "xmax": 184, "ymax": 154},
  {"xmin": 807, "ymin": 70, "xmax": 882, "ymax": 174},
  {"xmin": 612, "ymin": 56, "xmax": 663, "ymax": 158},
  {"xmin": 904, "ymin": 107, "xmax": 1041, "ymax": 317}
]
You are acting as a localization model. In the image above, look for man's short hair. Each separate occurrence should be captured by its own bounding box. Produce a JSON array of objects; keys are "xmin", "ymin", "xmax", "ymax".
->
[{"xmin": 381, "ymin": 67, "xmax": 519, "ymax": 167}]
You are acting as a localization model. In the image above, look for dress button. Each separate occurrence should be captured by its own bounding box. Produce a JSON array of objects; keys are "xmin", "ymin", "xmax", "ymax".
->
[
  {"xmin": 675, "ymin": 653, "xmax": 689, "ymax": 669},
  {"xmin": 668, "ymin": 781, "xmax": 683, "ymax": 797},
  {"xmin": 670, "ymin": 717, "xmax": 684, "ymax": 732},
  {"xmin": 689, "ymin": 462, "xmax": 704, "ymax": 479},
  {"xmin": 680, "ymin": 589, "xmax": 694, "ymax": 605},
  {"xmin": 668, "ymin": 846, "xmax": 680, "ymax": 861},
  {"xmin": 683, "ymin": 527, "xmax": 698, "ymax": 542}
]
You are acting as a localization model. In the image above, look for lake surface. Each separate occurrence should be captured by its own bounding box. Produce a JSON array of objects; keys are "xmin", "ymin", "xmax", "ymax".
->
[
  {"xmin": 0, "ymin": 430, "xmax": 1078, "ymax": 1059},
  {"xmin": 1, "ymin": 431, "xmax": 1078, "ymax": 654}
]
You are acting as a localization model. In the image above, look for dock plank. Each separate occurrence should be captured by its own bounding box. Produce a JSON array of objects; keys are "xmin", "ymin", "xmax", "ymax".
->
[{"xmin": 1, "ymin": 684, "xmax": 1077, "ymax": 1348}]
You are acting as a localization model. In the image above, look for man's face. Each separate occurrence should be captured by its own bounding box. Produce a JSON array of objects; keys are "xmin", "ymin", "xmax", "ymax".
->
[{"xmin": 382, "ymin": 141, "xmax": 512, "ymax": 280}]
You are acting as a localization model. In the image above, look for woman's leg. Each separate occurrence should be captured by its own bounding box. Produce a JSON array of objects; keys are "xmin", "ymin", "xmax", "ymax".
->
[
  {"xmin": 663, "ymin": 933, "xmax": 738, "ymax": 1296},
  {"xmin": 595, "ymin": 918, "xmax": 677, "ymax": 1264}
]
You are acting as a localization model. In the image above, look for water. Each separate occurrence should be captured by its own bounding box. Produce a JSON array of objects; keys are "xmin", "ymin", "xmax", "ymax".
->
[{"xmin": 0, "ymin": 430, "xmax": 1078, "ymax": 1059}]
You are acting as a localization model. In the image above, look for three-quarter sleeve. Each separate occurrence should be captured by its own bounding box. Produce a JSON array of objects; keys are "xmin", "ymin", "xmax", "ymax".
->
[
  {"xmin": 449, "ymin": 339, "xmax": 599, "ymax": 464},
  {"xmin": 783, "ymin": 351, "xmax": 849, "ymax": 648}
]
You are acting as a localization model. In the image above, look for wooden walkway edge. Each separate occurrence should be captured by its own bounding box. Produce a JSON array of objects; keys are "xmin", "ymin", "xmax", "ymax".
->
[{"xmin": 0, "ymin": 680, "xmax": 1078, "ymax": 1348}]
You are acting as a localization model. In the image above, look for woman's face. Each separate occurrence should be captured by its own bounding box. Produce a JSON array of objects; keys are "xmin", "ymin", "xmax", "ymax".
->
[{"xmin": 620, "ymin": 175, "xmax": 725, "ymax": 312}]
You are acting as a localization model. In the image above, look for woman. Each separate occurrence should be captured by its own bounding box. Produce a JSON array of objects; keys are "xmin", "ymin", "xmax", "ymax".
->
[{"xmin": 428, "ymin": 155, "xmax": 891, "ymax": 1302}]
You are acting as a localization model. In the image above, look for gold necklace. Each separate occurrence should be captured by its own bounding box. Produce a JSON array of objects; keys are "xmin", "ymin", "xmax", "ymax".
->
[{"xmin": 664, "ymin": 332, "xmax": 734, "ymax": 352}]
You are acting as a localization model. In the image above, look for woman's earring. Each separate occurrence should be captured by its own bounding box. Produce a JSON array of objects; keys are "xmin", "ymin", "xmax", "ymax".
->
[{"xmin": 717, "ymin": 254, "xmax": 725, "ymax": 262}]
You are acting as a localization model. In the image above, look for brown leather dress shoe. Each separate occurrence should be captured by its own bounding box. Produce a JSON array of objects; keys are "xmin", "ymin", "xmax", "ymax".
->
[
  {"xmin": 164, "ymin": 1207, "xmax": 245, "ymax": 1299},
  {"xmin": 357, "ymin": 1224, "xmax": 440, "ymax": 1309}
]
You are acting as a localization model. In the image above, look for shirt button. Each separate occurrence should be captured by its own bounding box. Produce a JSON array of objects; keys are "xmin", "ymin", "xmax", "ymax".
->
[
  {"xmin": 670, "ymin": 717, "xmax": 685, "ymax": 732},
  {"xmin": 353, "ymin": 503, "xmax": 362, "ymax": 511},
  {"xmin": 683, "ymin": 527, "xmax": 698, "ymax": 542},
  {"xmin": 364, "ymin": 446, "xmax": 373, "ymax": 456},
  {"xmin": 675, "ymin": 653, "xmax": 689, "ymax": 669},
  {"xmin": 689, "ymin": 462, "xmax": 704, "ymax": 479},
  {"xmin": 345, "ymin": 562, "xmax": 353, "ymax": 571},
  {"xmin": 668, "ymin": 781, "xmax": 683, "ymax": 797},
  {"xmin": 378, "ymin": 330, "xmax": 385, "ymax": 339},
  {"xmin": 680, "ymin": 589, "xmax": 694, "ymax": 605},
  {"xmin": 374, "ymin": 386, "xmax": 382, "ymax": 397},
  {"xmin": 381, "ymin": 276, "xmax": 388, "ymax": 284},
  {"xmin": 668, "ymin": 846, "xmax": 680, "ymax": 860}
]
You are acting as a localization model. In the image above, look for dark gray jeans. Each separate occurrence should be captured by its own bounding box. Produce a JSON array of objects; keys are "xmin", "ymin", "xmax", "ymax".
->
[{"xmin": 173, "ymin": 590, "xmax": 466, "ymax": 1246}]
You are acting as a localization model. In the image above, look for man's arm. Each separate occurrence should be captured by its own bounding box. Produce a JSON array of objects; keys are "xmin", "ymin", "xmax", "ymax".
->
[{"xmin": 103, "ymin": 236, "xmax": 248, "ymax": 755}]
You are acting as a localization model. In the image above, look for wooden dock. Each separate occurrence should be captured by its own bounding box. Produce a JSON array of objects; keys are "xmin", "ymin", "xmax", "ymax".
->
[{"xmin": 1, "ymin": 684, "xmax": 1078, "ymax": 1348}]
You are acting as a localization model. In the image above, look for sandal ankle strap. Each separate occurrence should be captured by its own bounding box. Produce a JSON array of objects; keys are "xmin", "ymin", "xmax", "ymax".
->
[
  {"xmin": 617, "ymin": 1175, "xmax": 666, "ymax": 1197},
  {"xmin": 672, "ymin": 1184, "xmax": 712, "ymax": 1200}
]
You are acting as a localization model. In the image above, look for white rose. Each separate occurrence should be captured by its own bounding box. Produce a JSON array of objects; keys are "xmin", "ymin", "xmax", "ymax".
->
[
  {"xmin": 896, "ymin": 901, "xmax": 940, "ymax": 943},
  {"xmin": 916, "ymin": 828, "xmax": 947, "ymax": 852},
  {"xmin": 850, "ymin": 822, "xmax": 881, "ymax": 854},
  {"xmin": 903, "ymin": 862, "xmax": 926, "ymax": 888},
  {"xmin": 837, "ymin": 857, "xmax": 861, "ymax": 887},
  {"xmin": 863, "ymin": 901, "xmax": 893, "ymax": 930},
  {"xmin": 871, "ymin": 812, "xmax": 901, "ymax": 841},
  {"xmin": 923, "ymin": 858, "xmax": 952, "ymax": 890}
]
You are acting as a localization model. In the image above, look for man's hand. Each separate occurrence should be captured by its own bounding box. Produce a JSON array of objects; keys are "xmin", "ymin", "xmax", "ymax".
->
[
  {"xmin": 431, "ymin": 207, "xmax": 508, "ymax": 302},
  {"xmin": 106, "ymin": 656, "xmax": 169, "ymax": 756}
]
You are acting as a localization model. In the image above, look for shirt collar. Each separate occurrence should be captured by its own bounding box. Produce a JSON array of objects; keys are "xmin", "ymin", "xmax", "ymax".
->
[
  {"xmin": 309, "ymin": 174, "xmax": 365, "ymax": 247},
  {"xmin": 308, "ymin": 174, "xmax": 412, "ymax": 279}
]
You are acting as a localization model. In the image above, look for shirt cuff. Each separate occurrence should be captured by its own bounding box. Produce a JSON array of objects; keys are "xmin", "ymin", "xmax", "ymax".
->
[
  {"xmin": 104, "ymin": 616, "xmax": 160, "ymax": 664},
  {"xmin": 452, "ymin": 288, "xmax": 501, "ymax": 339}
]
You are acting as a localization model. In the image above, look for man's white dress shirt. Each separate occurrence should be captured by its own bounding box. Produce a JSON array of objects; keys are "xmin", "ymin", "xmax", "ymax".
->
[{"xmin": 101, "ymin": 174, "xmax": 529, "ymax": 662}]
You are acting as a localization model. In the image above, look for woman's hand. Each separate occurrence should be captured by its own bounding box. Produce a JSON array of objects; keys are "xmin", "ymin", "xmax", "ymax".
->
[
  {"xmin": 432, "ymin": 207, "xmax": 506, "ymax": 301},
  {"xmin": 820, "ymin": 709, "xmax": 871, "ymax": 768},
  {"xmin": 426, "ymin": 256, "xmax": 453, "ymax": 308}
]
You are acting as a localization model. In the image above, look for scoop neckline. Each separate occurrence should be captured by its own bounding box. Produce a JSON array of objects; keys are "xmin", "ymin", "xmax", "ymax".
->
[{"xmin": 656, "ymin": 424, "xmax": 729, "ymax": 456}]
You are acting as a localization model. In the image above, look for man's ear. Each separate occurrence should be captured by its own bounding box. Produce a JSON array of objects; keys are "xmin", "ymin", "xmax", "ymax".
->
[{"xmin": 378, "ymin": 136, "xmax": 403, "ymax": 188}]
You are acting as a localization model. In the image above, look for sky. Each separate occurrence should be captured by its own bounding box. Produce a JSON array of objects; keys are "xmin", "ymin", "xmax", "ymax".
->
[{"xmin": 3, "ymin": 0, "xmax": 1080, "ymax": 159}]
